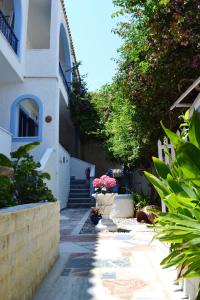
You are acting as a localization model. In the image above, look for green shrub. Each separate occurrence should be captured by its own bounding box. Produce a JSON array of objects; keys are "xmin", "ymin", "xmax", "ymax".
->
[
  {"xmin": 133, "ymin": 192, "xmax": 150, "ymax": 210},
  {"xmin": 0, "ymin": 142, "xmax": 56, "ymax": 208}
]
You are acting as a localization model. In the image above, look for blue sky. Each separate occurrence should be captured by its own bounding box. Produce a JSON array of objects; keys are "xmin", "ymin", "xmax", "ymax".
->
[{"xmin": 65, "ymin": 0, "xmax": 122, "ymax": 91}]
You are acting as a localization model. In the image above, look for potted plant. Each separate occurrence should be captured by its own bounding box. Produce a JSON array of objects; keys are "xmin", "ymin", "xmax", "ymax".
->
[
  {"xmin": 92, "ymin": 175, "xmax": 117, "ymax": 218},
  {"xmin": 92, "ymin": 175, "xmax": 118, "ymax": 231},
  {"xmin": 90, "ymin": 207, "xmax": 102, "ymax": 225}
]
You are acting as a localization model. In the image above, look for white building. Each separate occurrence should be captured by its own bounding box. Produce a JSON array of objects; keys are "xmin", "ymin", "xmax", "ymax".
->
[{"xmin": 0, "ymin": 0, "xmax": 94, "ymax": 209}]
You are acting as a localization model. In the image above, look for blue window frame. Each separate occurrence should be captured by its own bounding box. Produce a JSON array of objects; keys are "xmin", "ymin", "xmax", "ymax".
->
[{"xmin": 10, "ymin": 94, "xmax": 43, "ymax": 142}]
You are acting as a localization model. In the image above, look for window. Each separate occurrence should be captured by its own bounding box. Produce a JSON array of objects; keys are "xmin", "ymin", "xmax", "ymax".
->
[
  {"xmin": 18, "ymin": 108, "xmax": 38, "ymax": 137},
  {"xmin": 10, "ymin": 95, "xmax": 43, "ymax": 142}
]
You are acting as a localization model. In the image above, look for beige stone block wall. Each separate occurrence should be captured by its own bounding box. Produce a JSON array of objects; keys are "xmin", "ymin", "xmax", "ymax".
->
[{"xmin": 0, "ymin": 202, "xmax": 60, "ymax": 300}]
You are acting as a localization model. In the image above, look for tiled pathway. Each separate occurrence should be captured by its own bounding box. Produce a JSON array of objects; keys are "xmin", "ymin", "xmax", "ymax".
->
[{"xmin": 34, "ymin": 209, "xmax": 185, "ymax": 300}]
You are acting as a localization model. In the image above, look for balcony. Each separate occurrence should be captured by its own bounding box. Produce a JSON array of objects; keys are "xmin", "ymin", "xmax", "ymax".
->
[
  {"xmin": 0, "ymin": 9, "xmax": 22, "ymax": 83},
  {"xmin": 0, "ymin": 9, "xmax": 18, "ymax": 54},
  {"xmin": 59, "ymin": 63, "xmax": 70, "ymax": 95}
]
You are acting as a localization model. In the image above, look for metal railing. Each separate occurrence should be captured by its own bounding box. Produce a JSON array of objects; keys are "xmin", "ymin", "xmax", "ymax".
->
[
  {"xmin": 59, "ymin": 63, "xmax": 70, "ymax": 94},
  {"xmin": 0, "ymin": 10, "xmax": 18, "ymax": 54}
]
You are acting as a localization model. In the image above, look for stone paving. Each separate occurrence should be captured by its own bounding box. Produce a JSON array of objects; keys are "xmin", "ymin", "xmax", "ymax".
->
[{"xmin": 34, "ymin": 209, "xmax": 186, "ymax": 300}]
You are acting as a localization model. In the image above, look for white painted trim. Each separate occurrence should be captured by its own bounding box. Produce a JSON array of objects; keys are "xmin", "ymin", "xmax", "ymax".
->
[
  {"xmin": 0, "ymin": 127, "xmax": 12, "ymax": 136},
  {"xmin": 170, "ymin": 76, "xmax": 200, "ymax": 110},
  {"xmin": 37, "ymin": 148, "xmax": 53, "ymax": 172},
  {"xmin": 192, "ymin": 93, "xmax": 200, "ymax": 110},
  {"xmin": 175, "ymin": 104, "xmax": 191, "ymax": 108}
]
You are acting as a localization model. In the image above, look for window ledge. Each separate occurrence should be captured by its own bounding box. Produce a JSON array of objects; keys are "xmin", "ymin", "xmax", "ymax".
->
[{"xmin": 12, "ymin": 136, "xmax": 42, "ymax": 143}]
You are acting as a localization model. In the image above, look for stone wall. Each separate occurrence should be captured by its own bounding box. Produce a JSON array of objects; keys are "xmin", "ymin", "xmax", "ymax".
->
[{"xmin": 0, "ymin": 202, "xmax": 60, "ymax": 300}]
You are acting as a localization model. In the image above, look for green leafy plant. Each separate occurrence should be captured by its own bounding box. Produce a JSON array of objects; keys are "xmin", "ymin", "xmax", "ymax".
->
[
  {"xmin": 133, "ymin": 192, "xmax": 150, "ymax": 210},
  {"xmin": 145, "ymin": 111, "xmax": 200, "ymax": 299},
  {"xmin": 0, "ymin": 154, "xmax": 15, "ymax": 208},
  {"xmin": 0, "ymin": 176, "xmax": 15, "ymax": 208},
  {"xmin": 0, "ymin": 142, "xmax": 56, "ymax": 208}
]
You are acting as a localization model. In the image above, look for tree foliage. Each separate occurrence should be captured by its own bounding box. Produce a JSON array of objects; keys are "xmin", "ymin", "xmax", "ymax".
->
[
  {"xmin": 87, "ymin": 0, "xmax": 200, "ymax": 166},
  {"xmin": 70, "ymin": 75, "xmax": 102, "ymax": 138}
]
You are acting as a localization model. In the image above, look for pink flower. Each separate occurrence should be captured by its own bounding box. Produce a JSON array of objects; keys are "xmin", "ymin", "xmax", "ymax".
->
[
  {"xmin": 93, "ymin": 178, "xmax": 102, "ymax": 188},
  {"xmin": 100, "ymin": 175, "xmax": 110, "ymax": 181},
  {"xmin": 93, "ymin": 175, "xmax": 117, "ymax": 190},
  {"xmin": 105, "ymin": 177, "xmax": 117, "ymax": 188}
]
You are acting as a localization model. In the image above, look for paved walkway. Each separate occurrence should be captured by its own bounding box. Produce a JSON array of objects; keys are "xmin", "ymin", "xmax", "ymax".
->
[{"xmin": 34, "ymin": 209, "xmax": 185, "ymax": 300}]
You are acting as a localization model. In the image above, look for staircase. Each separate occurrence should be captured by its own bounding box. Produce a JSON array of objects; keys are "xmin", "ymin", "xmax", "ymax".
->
[{"xmin": 67, "ymin": 177, "xmax": 95, "ymax": 208}]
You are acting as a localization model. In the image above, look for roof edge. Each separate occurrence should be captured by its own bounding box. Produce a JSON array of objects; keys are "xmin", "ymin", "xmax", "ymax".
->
[{"xmin": 60, "ymin": 0, "xmax": 80, "ymax": 79}]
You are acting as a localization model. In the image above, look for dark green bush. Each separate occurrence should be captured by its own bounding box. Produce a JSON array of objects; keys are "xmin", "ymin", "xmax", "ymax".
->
[{"xmin": 0, "ymin": 142, "xmax": 56, "ymax": 208}]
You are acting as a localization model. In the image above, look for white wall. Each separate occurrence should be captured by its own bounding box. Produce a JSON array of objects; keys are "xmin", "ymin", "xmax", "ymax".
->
[
  {"xmin": 0, "ymin": 31, "xmax": 23, "ymax": 83},
  {"xmin": 0, "ymin": 77, "xmax": 60, "ymax": 199},
  {"xmin": 0, "ymin": 0, "xmax": 76, "ymax": 203},
  {"xmin": 70, "ymin": 157, "xmax": 95, "ymax": 180},
  {"xmin": 37, "ymin": 148, "xmax": 58, "ymax": 203},
  {"xmin": 0, "ymin": 0, "xmax": 29, "ymax": 83},
  {"xmin": 25, "ymin": 1, "xmax": 59, "ymax": 78},
  {"xmin": 0, "ymin": 0, "xmax": 74, "ymax": 83},
  {"xmin": 59, "ymin": 144, "xmax": 70, "ymax": 209},
  {"xmin": 0, "ymin": 127, "xmax": 12, "ymax": 157},
  {"xmin": 27, "ymin": 0, "xmax": 51, "ymax": 49}
]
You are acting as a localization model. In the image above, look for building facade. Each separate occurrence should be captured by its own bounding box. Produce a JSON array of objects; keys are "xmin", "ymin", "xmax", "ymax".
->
[{"xmin": 0, "ymin": 0, "xmax": 94, "ymax": 208}]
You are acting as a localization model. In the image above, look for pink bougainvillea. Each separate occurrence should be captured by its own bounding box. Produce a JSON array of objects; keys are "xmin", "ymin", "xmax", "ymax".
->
[{"xmin": 93, "ymin": 175, "xmax": 117, "ymax": 191}]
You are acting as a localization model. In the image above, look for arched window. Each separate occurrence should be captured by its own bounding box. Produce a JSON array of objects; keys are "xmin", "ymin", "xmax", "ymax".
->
[
  {"xmin": 10, "ymin": 95, "xmax": 43, "ymax": 142},
  {"xmin": 59, "ymin": 23, "xmax": 72, "ymax": 92}
]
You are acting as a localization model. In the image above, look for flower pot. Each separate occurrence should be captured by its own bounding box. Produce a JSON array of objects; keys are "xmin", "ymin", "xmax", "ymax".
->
[
  {"xmin": 90, "ymin": 214, "xmax": 102, "ymax": 225},
  {"xmin": 110, "ymin": 194, "xmax": 134, "ymax": 218},
  {"xmin": 93, "ymin": 193, "xmax": 116, "ymax": 218}
]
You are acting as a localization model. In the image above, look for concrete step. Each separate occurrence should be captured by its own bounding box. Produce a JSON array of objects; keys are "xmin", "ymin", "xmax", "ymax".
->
[
  {"xmin": 69, "ymin": 193, "xmax": 90, "ymax": 199},
  {"xmin": 70, "ymin": 184, "xmax": 89, "ymax": 189},
  {"xmin": 67, "ymin": 203, "xmax": 93, "ymax": 208},
  {"xmin": 68, "ymin": 198, "xmax": 93, "ymax": 203},
  {"xmin": 70, "ymin": 179, "xmax": 87, "ymax": 184},
  {"xmin": 69, "ymin": 190, "xmax": 90, "ymax": 194}
]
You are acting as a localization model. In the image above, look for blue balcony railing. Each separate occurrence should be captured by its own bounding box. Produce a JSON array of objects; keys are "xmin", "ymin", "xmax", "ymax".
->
[
  {"xmin": 59, "ymin": 63, "xmax": 70, "ymax": 94},
  {"xmin": 0, "ymin": 10, "xmax": 18, "ymax": 54}
]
